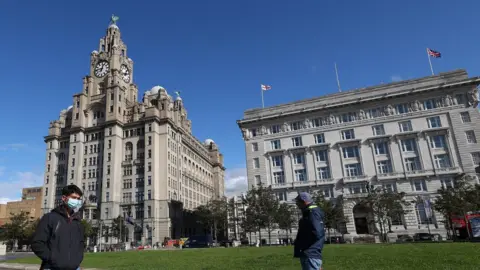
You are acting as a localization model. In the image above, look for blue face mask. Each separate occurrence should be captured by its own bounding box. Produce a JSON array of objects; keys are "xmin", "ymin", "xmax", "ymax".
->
[{"xmin": 67, "ymin": 198, "xmax": 83, "ymax": 212}]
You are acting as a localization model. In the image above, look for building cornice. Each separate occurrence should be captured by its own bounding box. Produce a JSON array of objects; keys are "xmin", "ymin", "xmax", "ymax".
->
[{"xmin": 237, "ymin": 72, "xmax": 480, "ymax": 126}]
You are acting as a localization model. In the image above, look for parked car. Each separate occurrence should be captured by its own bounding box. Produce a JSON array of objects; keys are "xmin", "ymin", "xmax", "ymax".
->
[
  {"xmin": 183, "ymin": 235, "xmax": 214, "ymax": 248},
  {"xmin": 325, "ymin": 236, "xmax": 348, "ymax": 244}
]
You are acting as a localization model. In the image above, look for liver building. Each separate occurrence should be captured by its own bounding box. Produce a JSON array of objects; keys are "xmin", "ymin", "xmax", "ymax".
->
[{"xmin": 42, "ymin": 17, "xmax": 225, "ymax": 246}]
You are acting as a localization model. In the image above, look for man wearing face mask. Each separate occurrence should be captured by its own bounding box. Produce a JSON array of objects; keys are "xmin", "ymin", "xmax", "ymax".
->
[{"xmin": 32, "ymin": 184, "xmax": 85, "ymax": 270}]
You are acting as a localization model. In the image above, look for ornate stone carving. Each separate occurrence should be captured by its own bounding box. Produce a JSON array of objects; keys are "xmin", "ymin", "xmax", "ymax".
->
[
  {"xmin": 358, "ymin": 110, "xmax": 366, "ymax": 120},
  {"xmin": 282, "ymin": 122, "xmax": 290, "ymax": 132},
  {"xmin": 304, "ymin": 118, "xmax": 311, "ymax": 128},
  {"xmin": 241, "ymin": 128, "xmax": 248, "ymax": 140},
  {"xmin": 328, "ymin": 114, "xmax": 336, "ymax": 124},
  {"xmin": 410, "ymin": 100, "xmax": 421, "ymax": 111},
  {"xmin": 261, "ymin": 126, "xmax": 267, "ymax": 135},
  {"xmin": 384, "ymin": 105, "xmax": 394, "ymax": 116},
  {"xmin": 467, "ymin": 87, "xmax": 479, "ymax": 107},
  {"xmin": 444, "ymin": 95, "xmax": 453, "ymax": 106}
]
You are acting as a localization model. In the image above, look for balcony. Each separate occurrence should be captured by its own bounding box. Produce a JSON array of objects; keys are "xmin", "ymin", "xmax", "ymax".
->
[
  {"xmin": 90, "ymin": 94, "xmax": 105, "ymax": 103},
  {"xmin": 435, "ymin": 167, "xmax": 461, "ymax": 175},
  {"xmin": 376, "ymin": 172, "xmax": 403, "ymax": 181},
  {"xmin": 343, "ymin": 175, "xmax": 369, "ymax": 183},
  {"xmin": 344, "ymin": 193, "xmax": 368, "ymax": 199},
  {"xmin": 122, "ymin": 160, "xmax": 132, "ymax": 166},
  {"xmin": 134, "ymin": 159, "xmax": 144, "ymax": 165}
]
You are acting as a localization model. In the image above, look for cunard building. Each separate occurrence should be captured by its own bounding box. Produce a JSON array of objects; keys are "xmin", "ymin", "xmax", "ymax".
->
[
  {"xmin": 238, "ymin": 70, "xmax": 480, "ymax": 243},
  {"xmin": 42, "ymin": 17, "xmax": 225, "ymax": 246}
]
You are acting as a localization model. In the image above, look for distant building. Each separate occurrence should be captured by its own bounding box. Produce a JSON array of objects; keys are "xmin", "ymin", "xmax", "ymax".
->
[
  {"xmin": 0, "ymin": 187, "xmax": 43, "ymax": 225},
  {"xmin": 41, "ymin": 18, "xmax": 225, "ymax": 246},
  {"xmin": 238, "ymin": 70, "xmax": 480, "ymax": 242},
  {"xmin": 227, "ymin": 194, "xmax": 247, "ymax": 240}
]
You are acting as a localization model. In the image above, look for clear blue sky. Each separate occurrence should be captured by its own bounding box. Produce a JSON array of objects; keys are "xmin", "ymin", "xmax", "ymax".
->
[{"xmin": 1, "ymin": 0, "xmax": 480, "ymax": 198}]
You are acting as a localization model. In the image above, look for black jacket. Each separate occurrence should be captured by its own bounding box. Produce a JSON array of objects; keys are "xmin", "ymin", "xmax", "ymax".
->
[
  {"xmin": 294, "ymin": 204, "xmax": 325, "ymax": 259},
  {"xmin": 31, "ymin": 206, "xmax": 85, "ymax": 270}
]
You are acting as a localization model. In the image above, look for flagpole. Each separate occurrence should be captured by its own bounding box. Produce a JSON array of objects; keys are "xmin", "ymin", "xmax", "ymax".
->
[
  {"xmin": 426, "ymin": 48, "xmax": 434, "ymax": 75},
  {"xmin": 334, "ymin": 62, "xmax": 342, "ymax": 92},
  {"xmin": 261, "ymin": 86, "xmax": 265, "ymax": 108}
]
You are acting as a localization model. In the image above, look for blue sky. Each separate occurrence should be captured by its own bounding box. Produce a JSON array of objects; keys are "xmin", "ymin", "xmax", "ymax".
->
[{"xmin": 1, "ymin": 0, "xmax": 480, "ymax": 199}]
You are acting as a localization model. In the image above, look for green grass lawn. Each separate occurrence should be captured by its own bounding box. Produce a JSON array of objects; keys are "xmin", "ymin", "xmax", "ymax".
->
[{"xmin": 8, "ymin": 243, "xmax": 480, "ymax": 270}]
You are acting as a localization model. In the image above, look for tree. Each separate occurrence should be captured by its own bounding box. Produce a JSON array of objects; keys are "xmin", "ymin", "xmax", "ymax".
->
[
  {"xmin": 109, "ymin": 215, "xmax": 128, "ymax": 242},
  {"xmin": 275, "ymin": 203, "xmax": 296, "ymax": 243},
  {"xmin": 0, "ymin": 211, "xmax": 35, "ymax": 249},
  {"xmin": 81, "ymin": 219, "xmax": 96, "ymax": 242},
  {"xmin": 433, "ymin": 174, "xmax": 480, "ymax": 239},
  {"xmin": 312, "ymin": 193, "xmax": 349, "ymax": 242},
  {"xmin": 362, "ymin": 187, "xmax": 410, "ymax": 242},
  {"xmin": 194, "ymin": 198, "xmax": 228, "ymax": 241}
]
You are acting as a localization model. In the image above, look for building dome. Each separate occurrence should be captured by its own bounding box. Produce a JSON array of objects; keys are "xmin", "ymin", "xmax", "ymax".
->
[
  {"xmin": 150, "ymin": 85, "xmax": 166, "ymax": 95},
  {"xmin": 67, "ymin": 105, "xmax": 73, "ymax": 111},
  {"xmin": 204, "ymin": 139, "xmax": 215, "ymax": 145},
  {"xmin": 109, "ymin": 24, "xmax": 119, "ymax": 29},
  {"xmin": 176, "ymin": 96, "xmax": 182, "ymax": 101},
  {"xmin": 144, "ymin": 90, "xmax": 151, "ymax": 96},
  {"xmin": 91, "ymin": 50, "xmax": 98, "ymax": 55}
]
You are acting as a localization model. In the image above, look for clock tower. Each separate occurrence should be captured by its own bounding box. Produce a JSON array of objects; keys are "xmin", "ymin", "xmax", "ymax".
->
[{"xmin": 71, "ymin": 15, "xmax": 138, "ymax": 129}]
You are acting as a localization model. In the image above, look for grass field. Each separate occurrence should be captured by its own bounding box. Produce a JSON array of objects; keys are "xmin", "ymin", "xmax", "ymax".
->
[{"xmin": 8, "ymin": 243, "xmax": 480, "ymax": 270}]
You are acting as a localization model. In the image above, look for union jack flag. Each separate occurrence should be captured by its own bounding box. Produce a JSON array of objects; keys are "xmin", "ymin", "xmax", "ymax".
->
[{"xmin": 427, "ymin": 48, "xmax": 441, "ymax": 58}]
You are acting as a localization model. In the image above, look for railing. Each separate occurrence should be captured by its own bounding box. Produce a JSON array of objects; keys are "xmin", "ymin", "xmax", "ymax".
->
[
  {"xmin": 376, "ymin": 172, "xmax": 403, "ymax": 180},
  {"xmin": 343, "ymin": 175, "xmax": 368, "ymax": 183}
]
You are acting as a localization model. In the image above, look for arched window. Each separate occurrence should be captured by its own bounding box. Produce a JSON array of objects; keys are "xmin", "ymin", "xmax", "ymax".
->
[
  {"xmin": 125, "ymin": 142, "xmax": 133, "ymax": 161},
  {"xmin": 415, "ymin": 202, "xmax": 435, "ymax": 225}
]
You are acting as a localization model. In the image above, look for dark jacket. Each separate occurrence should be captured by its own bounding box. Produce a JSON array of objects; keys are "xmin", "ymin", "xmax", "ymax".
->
[
  {"xmin": 31, "ymin": 206, "xmax": 85, "ymax": 270},
  {"xmin": 294, "ymin": 204, "xmax": 325, "ymax": 259}
]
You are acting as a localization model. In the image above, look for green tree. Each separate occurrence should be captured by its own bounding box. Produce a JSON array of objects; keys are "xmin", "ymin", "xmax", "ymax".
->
[
  {"xmin": 363, "ymin": 187, "xmax": 410, "ymax": 242},
  {"xmin": 312, "ymin": 193, "xmax": 349, "ymax": 241},
  {"xmin": 0, "ymin": 211, "xmax": 35, "ymax": 249},
  {"xmin": 110, "ymin": 215, "xmax": 128, "ymax": 242},
  {"xmin": 81, "ymin": 219, "xmax": 96, "ymax": 242},
  {"xmin": 275, "ymin": 203, "xmax": 296, "ymax": 243},
  {"xmin": 194, "ymin": 198, "xmax": 228, "ymax": 241}
]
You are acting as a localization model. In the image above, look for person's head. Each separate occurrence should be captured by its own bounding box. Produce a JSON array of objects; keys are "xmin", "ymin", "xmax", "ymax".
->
[
  {"xmin": 62, "ymin": 184, "xmax": 83, "ymax": 212},
  {"xmin": 294, "ymin": 192, "xmax": 313, "ymax": 209}
]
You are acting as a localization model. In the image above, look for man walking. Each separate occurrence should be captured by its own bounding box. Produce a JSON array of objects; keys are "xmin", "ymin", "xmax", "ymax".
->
[
  {"xmin": 32, "ymin": 185, "xmax": 85, "ymax": 270},
  {"xmin": 294, "ymin": 192, "xmax": 325, "ymax": 270}
]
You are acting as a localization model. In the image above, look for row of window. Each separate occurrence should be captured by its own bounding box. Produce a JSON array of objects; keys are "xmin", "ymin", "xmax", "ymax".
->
[{"xmin": 249, "ymin": 96, "xmax": 470, "ymax": 138}]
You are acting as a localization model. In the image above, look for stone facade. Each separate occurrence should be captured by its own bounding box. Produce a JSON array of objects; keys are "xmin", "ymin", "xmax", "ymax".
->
[
  {"xmin": 237, "ymin": 70, "xmax": 480, "ymax": 243},
  {"xmin": 0, "ymin": 187, "xmax": 43, "ymax": 226},
  {"xmin": 42, "ymin": 20, "xmax": 225, "ymax": 246}
]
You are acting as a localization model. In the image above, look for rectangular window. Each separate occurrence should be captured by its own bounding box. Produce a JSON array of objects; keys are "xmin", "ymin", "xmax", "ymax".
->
[
  {"xmin": 341, "ymin": 112, "xmax": 356, "ymax": 123},
  {"xmin": 270, "ymin": 125, "xmax": 281, "ymax": 134},
  {"xmin": 461, "ymin": 112, "xmax": 471, "ymax": 123},
  {"xmin": 466, "ymin": 131, "xmax": 477, "ymax": 144},
  {"xmin": 383, "ymin": 183, "xmax": 397, "ymax": 193},
  {"xmin": 254, "ymin": 175, "xmax": 261, "ymax": 185},
  {"xmin": 250, "ymin": 129, "xmax": 257, "ymax": 137},
  {"xmin": 293, "ymin": 153, "xmax": 304, "ymax": 165},
  {"xmin": 272, "ymin": 156, "xmax": 283, "ymax": 167},
  {"xmin": 427, "ymin": 116, "xmax": 442, "ymax": 128},
  {"xmin": 342, "ymin": 146, "xmax": 359, "ymax": 158},
  {"xmin": 471, "ymin": 152, "xmax": 480, "ymax": 165},
  {"xmin": 148, "ymin": 136, "xmax": 152, "ymax": 145},
  {"xmin": 396, "ymin": 103, "xmax": 409, "ymax": 114},
  {"xmin": 377, "ymin": 160, "xmax": 393, "ymax": 174},
  {"xmin": 341, "ymin": 129, "xmax": 355, "ymax": 140},
  {"xmin": 148, "ymin": 176, "xmax": 152, "ymax": 185},
  {"xmin": 253, "ymin": 158, "xmax": 260, "ymax": 168},
  {"xmin": 271, "ymin": 140, "xmax": 281, "ymax": 150},
  {"xmin": 317, "ymin": 167, "xmax": 331, "ymax": 179},
  {"xmin": 374, "ymin": 142, "xmax": 388, "ymax": 155},
  {"xmin": 442, "ymin": 179, "xmax": 454, "ymax": 189},
  {"xmin": 291, "ymin": 121, "xmax": 303, "ymax": 131},
  {"xmin": 273, "ymin": 171, "xmax": 285, "ymax": 184},
  {"xmin": 252, "ymin": 143, "xmax": 258, "ymax": 152},
  {"xmin": 106, "ymin": 192, "xmax": 110, "ymax": 202},
  {"xmin": 404, "ymin": 157, "xmax": 421, "ymax": 171},
  {"xmin": 345, "ymin": 163, "xmax": 362, "ymax": 177},
  {"xmin": 312, "ymin": 118, "xmax": 323, "ymax": 127},
  {"xmin": 401, "ymin": 139, "xmax": 417, "ymax": 152},
  {"xmin": 399, "ymin": 121, "xmax": 413, "ymax": 132},
  {"xmin": 430, "ymin": 135, "xmax": 446, "ymax": 149},
  {"xmin": 423, "ymin": 99, "xmax": 437, "ymax": 110},
  {"xmin": 294, "ymin": 169, "xmax": 307, "ymax": 182},
  {"xmin": 314, "ymin": 133, "xmax": 325, "ymax": 144},
  {"xmin": 292, "ymin": 137, "xmax": 303, "ymax": 147},
  {"xmin": 372, "ymin": 125, "xmax": 385, "ymax": 136},
  {"xmin": 434, "ymin": 154, "xmax": 451, "ymax": 168},
  {"xmin": 148, "ymin": 190, "xmax": 152, "ymax": 200},
  {"xmin": 412, "ymin": 180, "xmax": 427, "ymax": 192},
  {"xmin": 315, "ymin": 150, "xmax": 328, "ymax": 162},
  {"xmin": 108, "ymin": 140, "xmax": 112, "ymax": 149}
]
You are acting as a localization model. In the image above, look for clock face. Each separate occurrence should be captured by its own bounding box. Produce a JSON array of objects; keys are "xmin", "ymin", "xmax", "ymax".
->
[
  {"xmin": 120, "ymin": 64, "xmax": 130, "ymax": 83},
  {"xmin": 94, "ymin": 61, "xmax": 110, "ymax": 77}
]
